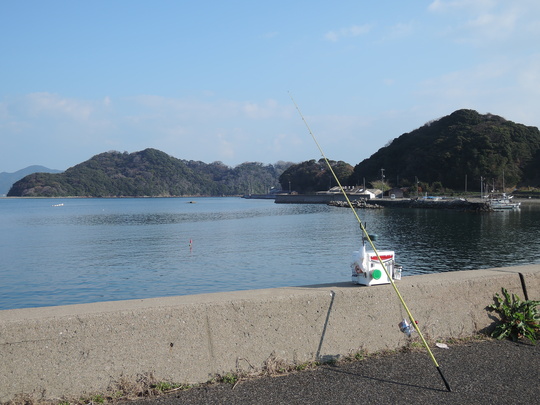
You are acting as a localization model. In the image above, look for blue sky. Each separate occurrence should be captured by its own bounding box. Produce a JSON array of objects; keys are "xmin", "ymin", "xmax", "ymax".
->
[{"xmin": 1, "ymin": 1, "xmax": 540, "ymax": 172}]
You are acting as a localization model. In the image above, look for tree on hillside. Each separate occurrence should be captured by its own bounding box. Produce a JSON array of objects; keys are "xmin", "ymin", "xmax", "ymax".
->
[
  {"xmin": 350, "ymin": 109, "xmax": 540, "ymax": 191},
  {"xmin": 8, "ymin": 149, "xmax": 292, "ymax": 197},
  {"xmin": 279, "ymin": 159, "xmax": 353, "ymax": 193}
]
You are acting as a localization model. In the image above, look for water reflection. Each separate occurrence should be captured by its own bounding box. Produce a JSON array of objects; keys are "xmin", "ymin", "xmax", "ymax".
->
[
  {"xmin": 1, "ymin": 197, "xmax": 539, "ymax": 309},
  {"xmin": 381, "ymin": 207, "xmax": 538, "ymax": 274}
]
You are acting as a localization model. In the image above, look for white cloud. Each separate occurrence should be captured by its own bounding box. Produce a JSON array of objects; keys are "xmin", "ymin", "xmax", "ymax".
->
[
  {"xmin": 460, "ymin": 10, "xmax": 518, "ymax": 44},
  {"xmin": 414, "ymin": 53, "xmax": 540, "ymax": 127},
  {"xmin": 94, "ymin": 95, "xmax": 304, "ymax": 166},
  {"xmin": 272, "ymin": 132, "xmax": 302, "ymax": 153},
  {"xmin": 517, "ymin": 54, "xmax": 540, "ymax": 95},
  {"xmin": 428, "ymin": 1, "xmax": 540, "ymax": 46},
  {"xmin": 428, "ymin": 0, "xmax": 497, "ymax": 13},
  {"xmin": 26, "ymin": 92, "xmax": 93, "ymax": 120},
  {"xmin": 129, "ymin": 95, "xmax": 288, "ymax": 122},
  {"xmin": 380, "ymin": 21, "xmax": 414, "ymax": 41},
  {"xmin": 216, "ymin": 133, "xmax": 235, "ymax": 160},
  {"xmin": 0, "ymin": 100, "xmax": 32, "ymax": 135},
  {"xmin": 242, "ymin": 99, "xmax": 285, "ymax": 120},
  {"xmin": 418, "ymin": 60, "xmax": 509, "ymax": 101},
  {"xmin": 324, "ymin": 24, "xmax": 372, "ymax": 42},
  {"xmin": 325, "ymin": 31, "xmax": 339, "ymax": 42},
  {"xmin": 391, "ymin": 22, "xmax": 413, "ymax": 37}
]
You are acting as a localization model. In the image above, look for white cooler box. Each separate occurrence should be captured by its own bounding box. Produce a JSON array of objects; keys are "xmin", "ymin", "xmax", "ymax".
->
[{"xmin": 351, "ymin": 245, "xmax": 402, "ymax": 286}]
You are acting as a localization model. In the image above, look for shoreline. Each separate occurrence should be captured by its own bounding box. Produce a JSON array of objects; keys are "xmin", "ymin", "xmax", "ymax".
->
[{"xmin": 275, "ymin": 193, "xmax": 540, "ymax": 208}]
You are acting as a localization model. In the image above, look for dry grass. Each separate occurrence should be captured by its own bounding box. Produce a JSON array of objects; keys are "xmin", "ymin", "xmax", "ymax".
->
[{"xmin": 3, "ymin": 334, "xmax": 491, "ymax": 405}]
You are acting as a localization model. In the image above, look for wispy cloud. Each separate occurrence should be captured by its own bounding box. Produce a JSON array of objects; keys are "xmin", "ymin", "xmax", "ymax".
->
[
  {"xmin": 428, "ymin": 0, "xmax": 496, "ymax": 13},
  {"xmin": 380, "ymin": 21, "xmax": 414, "ymax": 41},
  {"xmin": 460, "ymin": 10, "xmax": 518, "ymax": 44},
  {"xmin": 127, "ymin": 95, "xmax": 289, "ymax": 122},
  {"xmin": 415, "ymin": 53, "xmax": 540, "ymax": 125},
  {"xmin": 324, "ymin": 24, "xmax": 372, "ymax": 42},
  {"xmin": 428, "ymin": 1, "xmax": 540, "ymax": 46},
  {"xmin": 517, "ymin": 54, "xmax": 540, "ymax": 95},
  {"xmin": 0, "ymin": 93, "xmax": 298, "ymax": 169},
  {"xmin": 26, "ymin": 93, "xmax": 94, "ymax": 121}
]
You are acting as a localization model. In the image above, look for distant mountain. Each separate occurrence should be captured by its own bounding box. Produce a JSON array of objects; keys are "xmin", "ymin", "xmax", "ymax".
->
[
  {"xmin": 0, "ymin": 166, "xmax": 62, "ymax": 195},
  {"xmin": 7, "ymin": 149, "xmax": 292, "ymax": 197},
  {"xmin": 349, "ymin": 109, "xmax": 540, "ymax": 191}
]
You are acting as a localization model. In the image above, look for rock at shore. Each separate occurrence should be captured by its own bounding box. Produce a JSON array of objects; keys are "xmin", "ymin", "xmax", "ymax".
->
[
  {"xmin": 329, "ymin": 198, "xmax": 493, "ymax": 212},
  {"xmin": 328, "ymin": 199, "xmax": 382, "ymax": 209}
]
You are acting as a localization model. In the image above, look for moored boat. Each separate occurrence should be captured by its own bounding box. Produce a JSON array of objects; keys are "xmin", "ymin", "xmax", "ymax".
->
[{"xmin": 487, "ymin": 193, "xmax": 521, "ymax": 210}]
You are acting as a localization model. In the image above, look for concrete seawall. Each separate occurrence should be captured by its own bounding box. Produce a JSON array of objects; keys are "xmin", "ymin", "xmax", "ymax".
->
[
  {"xmin": 274, "ymin": 194, "xmax": 492, "ymax": 210},
  {"xmin": 1, "ymin": 265, "xmax": 539, "ymax": 402}
]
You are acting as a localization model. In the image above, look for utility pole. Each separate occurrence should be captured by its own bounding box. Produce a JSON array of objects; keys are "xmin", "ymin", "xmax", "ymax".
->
[
  {"xmin": 380, "ymin": 168, "xmax": 385, "ymax": 198},
  {"xmin": 480, "ymin": 176, "xmax": 483, "ymax": 199}
]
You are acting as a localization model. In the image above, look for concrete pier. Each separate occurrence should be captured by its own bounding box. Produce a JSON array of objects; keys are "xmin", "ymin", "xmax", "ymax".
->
[
  {"xmin": 274, "ymin": 194, "xmax": 491, "ymax": 210},
  {"xmin": 1, "ymin": 264, "xmax": 539, "ymax": 402}
]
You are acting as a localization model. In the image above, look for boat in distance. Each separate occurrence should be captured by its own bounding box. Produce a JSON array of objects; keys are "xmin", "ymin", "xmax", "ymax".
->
[{"xmin": 487, "ymin": 193, "xmax": 521, "ymax": 210}]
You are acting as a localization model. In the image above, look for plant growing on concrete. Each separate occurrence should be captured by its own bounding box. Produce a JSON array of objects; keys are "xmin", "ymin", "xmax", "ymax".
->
[
  {"xmin": 90, "ymin": 394, "xmax": 105, "ymax": 403},
  {"xmin": 221, "ymin": 372, "xmax": 239, "ymax": 385},
  {"xmin": 488, "ymin": 288, "xmax": 540, "ymax": 343},
  {"xmin": 152, "ymin": 381, "xmax": 183, "ymax": 392}
]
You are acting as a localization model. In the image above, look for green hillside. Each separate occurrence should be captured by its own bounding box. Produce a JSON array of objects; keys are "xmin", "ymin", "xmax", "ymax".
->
[
  {"xmin": 350, "ymin": 109, "xmax": 540, "ymax": 191},
  {"xmin": 8, "ymin": 149, "xmax": 291, "ymax": 197},
  {"xmin": 8, "ymin": 109, "xmax": 540, "ymax": 197},
  {"xmin": 0, "ymin": 165, "xmax": 62, "ymax": 195},
  {"xmin": 278, "ymin": 159, "xmax": 354, "ymax": 194}
]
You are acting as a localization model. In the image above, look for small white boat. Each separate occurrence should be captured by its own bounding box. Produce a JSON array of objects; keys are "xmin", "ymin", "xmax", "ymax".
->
[{"xmin": 488, "ymin": 193, "xmax": 520, "ymax": 210}]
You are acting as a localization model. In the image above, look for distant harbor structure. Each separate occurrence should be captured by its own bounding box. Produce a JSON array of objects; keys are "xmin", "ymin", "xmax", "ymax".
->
[{"xmin": 274, "ymin": 188, "xmax": 494, "ymax": 211}]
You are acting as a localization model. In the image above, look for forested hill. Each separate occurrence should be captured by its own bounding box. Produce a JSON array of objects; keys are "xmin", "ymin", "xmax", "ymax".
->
[
  {"xmin": 350, "ymin": 109, "xmax": 540, "ymax": 190},
  {"xmin": 0, "ymin": 165, "xmax": 62, "ymax": 195},
  {"xmin": 8, "ymin": 110, "xmax": 540, "ymax": 197},
  {"xmin": 8, "ymin": 149, "xmax": 292, "ymax": 197}
]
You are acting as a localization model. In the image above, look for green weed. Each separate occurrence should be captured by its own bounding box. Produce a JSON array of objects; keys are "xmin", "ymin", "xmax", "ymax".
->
[
  {"xmin": 152, "ymin": 381, "xmax": 182, "ymax": 392},
  {"xmin": 488, "ymin": 287, "xmax": 540, "ymax": 343},
  {"xmin": 90, "ymin": 394, "xmax": 104, "ymax": 404},
  {"xmin": 221, "ymin": 373, "xmax": 238, "ymax": 385}
]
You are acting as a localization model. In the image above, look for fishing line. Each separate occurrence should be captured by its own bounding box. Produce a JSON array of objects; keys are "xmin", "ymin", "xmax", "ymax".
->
[{"xmin": 289, "ymin": 92, "xmax": 451, "ymax": 392}]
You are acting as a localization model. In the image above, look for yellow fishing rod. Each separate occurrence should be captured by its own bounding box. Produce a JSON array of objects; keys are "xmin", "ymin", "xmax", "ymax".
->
[{"xmin": 289, "ymin": 93, "xmax": 451, "ymax": 392}]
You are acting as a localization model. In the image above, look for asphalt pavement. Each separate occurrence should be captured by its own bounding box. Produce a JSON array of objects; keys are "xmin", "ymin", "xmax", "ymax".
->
[{"xmin": 122, "ymin": 338, "xmax": 539, "ymax": 405}]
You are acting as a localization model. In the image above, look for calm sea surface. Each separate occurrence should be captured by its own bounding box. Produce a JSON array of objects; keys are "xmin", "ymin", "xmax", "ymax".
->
[{"xmin": 1, "ymin": 197, "xmax": 539, "ymax": 310}]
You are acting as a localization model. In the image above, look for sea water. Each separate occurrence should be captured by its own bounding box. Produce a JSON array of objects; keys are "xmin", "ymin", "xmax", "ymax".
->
[{"xmin": 1, "ymin": 197, "xmax": 539, "ymax": 310}]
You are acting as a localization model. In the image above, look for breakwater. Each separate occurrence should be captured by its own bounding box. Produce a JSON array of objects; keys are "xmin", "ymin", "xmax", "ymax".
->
[
  {"xmin": 275, "ymin": 194, "xmax": 492, "ymax": 211},
  {"xmin": 376, "ymin": 197, "xmax": 491, "ymax": 211},
  {"xmin": 328, "ymin": 199, "xmax": 383, "ymax": 209},
  {"xmin": 1, "ymin": 264, "xmax": 538, "ymax": 403}
]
